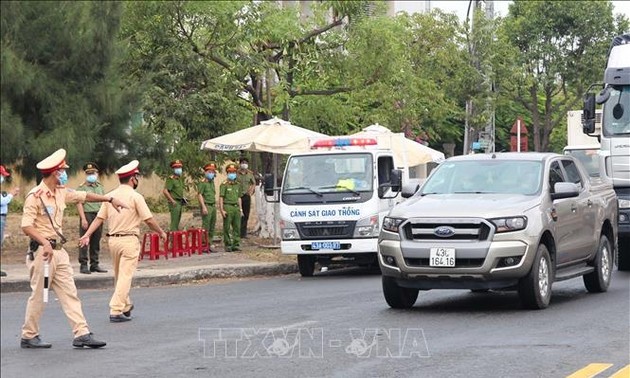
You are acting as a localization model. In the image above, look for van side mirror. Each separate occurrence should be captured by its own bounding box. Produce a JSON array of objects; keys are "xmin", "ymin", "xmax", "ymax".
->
[
  {"xmin": 583, "ymin": 93, "xmax": 596, "ymax": 134},
  {"xmin": 264, "ymin": 174, "xmax": 275, "ymax": 197},
  {"xmin": 390, "ymin": 169, "xmax": 402, "ymax": 192}
]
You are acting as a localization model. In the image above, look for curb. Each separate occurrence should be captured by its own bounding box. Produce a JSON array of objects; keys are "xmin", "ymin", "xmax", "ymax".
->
[{"xmin": 0, "ymin": 262, "xmax": 298, "ymax": 293}]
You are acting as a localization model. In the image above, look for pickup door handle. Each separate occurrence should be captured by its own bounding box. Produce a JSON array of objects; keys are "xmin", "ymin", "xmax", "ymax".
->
[
  {"xmin": 571, "ymin": 204, "xmax": 578, "ymax": 212},
  {"xmin": 587, "ymin": 199, "xmax": 593, "ymax": 207}
]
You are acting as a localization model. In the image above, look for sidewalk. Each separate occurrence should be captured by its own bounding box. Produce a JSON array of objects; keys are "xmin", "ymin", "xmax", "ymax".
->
[{"xmin": 0, "ymin": 241, "xmax": 298, "ymax": 293}]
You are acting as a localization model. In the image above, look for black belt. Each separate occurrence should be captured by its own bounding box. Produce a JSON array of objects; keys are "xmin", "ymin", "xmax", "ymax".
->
[{"xmin": 107, "ymin": 233, "xmax": 137, "ymax": 237}]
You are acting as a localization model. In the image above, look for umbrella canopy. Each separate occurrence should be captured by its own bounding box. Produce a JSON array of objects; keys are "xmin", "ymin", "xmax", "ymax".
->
[
  {"xmin": 350, "ymin": 124, "xmax": 445, "ymax": 166},
  {"xmin": 200, "ymin": 117, "xmax": 326, "ymax": 154}
]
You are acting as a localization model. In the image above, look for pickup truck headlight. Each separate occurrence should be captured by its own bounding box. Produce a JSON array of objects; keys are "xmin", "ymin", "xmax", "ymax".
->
[
  {"xmin": 280, "ymin": 219, "xmax": 299, "ymax": 240},
  {"xmin": 354, "ymin": 215, "xmax": 379, "ymax": 238},
  {"xmin": 618, "ymin": 198, "xmax": 630, "ymax": 209},
  {"xmin": 382, "ymin": 217, "xmax": 405, "ymax": 233},
  {"xmin": 490, "ymin": 217, "xmax": 527, "ymax": 233}
]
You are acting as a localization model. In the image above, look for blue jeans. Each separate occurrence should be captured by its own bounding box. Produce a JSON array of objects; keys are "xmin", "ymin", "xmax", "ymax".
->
[{"xmin": 0, "ymin": 215, "xmax": 6, "ymax": 252}]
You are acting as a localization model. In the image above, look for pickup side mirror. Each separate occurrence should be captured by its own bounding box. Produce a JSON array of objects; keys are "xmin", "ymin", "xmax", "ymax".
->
[
  {"xmin": 551, "ymin": 182, "xmax": 580, "ymax": 200},
  {"xmin": 401, "ymin": 179, "xmax": 424, "ymax": 198},
  {"xmin": 583, "ymin": 93, "xmax": 596, "ymax": 134}
]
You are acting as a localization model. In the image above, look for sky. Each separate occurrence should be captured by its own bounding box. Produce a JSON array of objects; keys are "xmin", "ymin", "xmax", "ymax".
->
[{"xmin": 395, "ymin": 1, "xmax": 630, "ymax": 20}]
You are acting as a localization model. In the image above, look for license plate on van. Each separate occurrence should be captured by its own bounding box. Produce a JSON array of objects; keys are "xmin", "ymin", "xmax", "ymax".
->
[
  {"xmin": 311, "ymin": 241, "xmax": 341, "ymax": 250},
  {"xmin": 430, "ymin": 247, "xmax": 455, "ymax": 267}
]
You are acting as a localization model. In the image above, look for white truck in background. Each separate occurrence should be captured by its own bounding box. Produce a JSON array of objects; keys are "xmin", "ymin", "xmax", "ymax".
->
[
  {"xmin": 583, "ymin": 33, "xmax": 630, "ymax": 270},
  {"xmin": 264, "ymin": 135, "xmax": 443, "ymax": 276},
  {"xmin": 563, "ymin": 110, "xmax": 601, "ymax": 178}
]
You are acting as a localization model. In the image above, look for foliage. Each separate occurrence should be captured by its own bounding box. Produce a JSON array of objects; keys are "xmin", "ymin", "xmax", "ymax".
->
[
  {"xmin": 1, "ymin": 1, "xmax": 141, "ymax": 178},
  {"xmin": 497, "ymin": 0, "xmax": 628, "ymax": 151}
]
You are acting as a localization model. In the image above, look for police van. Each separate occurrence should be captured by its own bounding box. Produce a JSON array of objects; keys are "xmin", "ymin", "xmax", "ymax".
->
[{"xmin": 264, "ymin": 135, "xmax": 441, "ymax": 276}]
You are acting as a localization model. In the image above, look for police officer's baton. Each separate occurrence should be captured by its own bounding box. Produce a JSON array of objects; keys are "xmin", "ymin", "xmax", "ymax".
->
[{"xmin": 43, "ymin": 262, "xmax": 50, "ymax": 303}]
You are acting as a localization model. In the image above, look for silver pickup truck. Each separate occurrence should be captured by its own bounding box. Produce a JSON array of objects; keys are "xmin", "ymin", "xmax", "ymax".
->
[{"xmin": 378, "ymin": 152, "xmax": 618, "ymax": 310}]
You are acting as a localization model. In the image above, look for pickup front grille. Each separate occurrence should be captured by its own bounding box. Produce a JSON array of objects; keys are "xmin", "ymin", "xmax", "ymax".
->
[
  {"xmin": 403, "ymin": 219, "xmax": 492, "ymax": 241},
  {"xmin": 297, "ymin": 221, "xmax": 356, "ymax": 240}
]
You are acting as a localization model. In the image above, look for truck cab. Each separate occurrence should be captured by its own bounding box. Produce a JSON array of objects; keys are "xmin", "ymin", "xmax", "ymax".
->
[{"xmin": 583, "ymin": 34, "xmax": 630, "ymax": 270}]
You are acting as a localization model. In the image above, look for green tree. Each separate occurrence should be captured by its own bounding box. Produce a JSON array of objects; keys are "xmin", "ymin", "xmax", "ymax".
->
[
  {"xmin": 1, "ymin": 1, "xmax": 140, "ymax": 178},
  {"xmin": 498, "ymin": 0, "xmax": 628, "ymax": 151}
]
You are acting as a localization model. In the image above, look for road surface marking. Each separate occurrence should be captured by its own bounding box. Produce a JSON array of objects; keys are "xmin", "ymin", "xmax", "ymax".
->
[
  {"xmin": 566, "ymin": 363, "xmax": 613, "ymax": 378},
  {"xmin": 609, "ymin": 364, "xmax": 630, "ymax": 378}
]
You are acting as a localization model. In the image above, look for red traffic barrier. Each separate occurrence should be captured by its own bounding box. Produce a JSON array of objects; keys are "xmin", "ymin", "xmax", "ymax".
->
[{"xmin": 140, "ymin": 232, "xmax": 169, "ymax": 260}]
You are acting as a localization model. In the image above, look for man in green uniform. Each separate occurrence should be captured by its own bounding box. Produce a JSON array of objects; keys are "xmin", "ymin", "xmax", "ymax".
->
[
  {"xmin": 219, "ymin": 163, "xmax": 242, "ymax": 252},
  {"xmin": 162, "ymin": 159, "xmax": 186, "ymax": 231},
  {"xmin": 197, "ymin": 162, "xmax": 217, "ymax": 253},
  {"xmin": 237, "ymin": 157, "xmax": 256, "ymax": 239},
  {"xmin": 77, "ymin": 162, "xmax": 107, "ymax": 274}
]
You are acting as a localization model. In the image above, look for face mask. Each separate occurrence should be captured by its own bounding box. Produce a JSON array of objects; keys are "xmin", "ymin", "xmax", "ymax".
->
[
  {"xmin": 86, "ymin": 174, "xmax": 97, "ymax": 183},
  {"xmin": 205, "ymin": 173, "xmax": 215, "ymax": 180},
  {"xmin": 227, "ymin": 173, "xmax": 237, "ymax": 181},
  {"xmin": 240, "ymin": 163, "xmax": 248, "ymax": 170},
  {"xmin": 58, "ymin": 170, "xmax": 68, "ymax": 186},
  {"xmin": 0, "ymin": 176, "xmax": 4, "ymax": 184},
  {"xmin": 174, "ymin": 168, "xmax": 183, "ymax": 176}
]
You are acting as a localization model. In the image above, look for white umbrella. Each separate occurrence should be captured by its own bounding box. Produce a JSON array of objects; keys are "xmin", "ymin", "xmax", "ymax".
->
[
  {"xmin": 350, "ymin": 124, "xmax": 445, "ymax": 166},
  {"xmin": 200, "ymin": 117, "xmax": 326, "ymax": 155}
]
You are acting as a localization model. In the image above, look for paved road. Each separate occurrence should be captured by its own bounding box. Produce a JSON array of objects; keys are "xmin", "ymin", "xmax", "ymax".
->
[{"xmin": 1, "ymin": 269, "xmax": 628, "ymax": 378}]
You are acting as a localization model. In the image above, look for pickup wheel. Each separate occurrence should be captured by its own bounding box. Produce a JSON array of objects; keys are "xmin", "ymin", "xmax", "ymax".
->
[
  {"xmin": 518, "ymin": 244, "xmax": 553, "ymax": 310},
  {"xmin": 382, "ymin": 276, "xmax": 419, "ymax": 309},
  {"xmin": 583, "ymin": 235, "xmax": 613, "ymax": 293},
  {"xmin": 297, "ymin": 255, "xmax": 316, "ymax": 277}
]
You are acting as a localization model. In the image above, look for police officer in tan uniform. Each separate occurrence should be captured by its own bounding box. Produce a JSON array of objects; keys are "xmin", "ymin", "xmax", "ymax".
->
[
  {"xmin": 80, "ymin": 160, "xmax": 167, "ymax": 322},
  {"xmin": 20, "ymin": 149, "xmax": 128, "ymax": 349}
]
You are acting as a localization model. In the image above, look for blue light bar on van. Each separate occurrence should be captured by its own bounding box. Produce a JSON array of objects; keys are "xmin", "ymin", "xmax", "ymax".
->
[{"xmin": 312, "ymin": 138, "xmax": 378, "ymax": 148}]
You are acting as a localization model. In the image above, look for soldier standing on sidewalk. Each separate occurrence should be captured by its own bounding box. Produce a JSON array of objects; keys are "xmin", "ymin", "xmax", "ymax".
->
[
  {"xmin": 20, "ymin": 148, "xmax": 128, "ymax": 349},
  {"xmin": 219, "ymin": 163, "xmax": 243, "ymax": 252},
  {"xmin": 163, "ymin": 159, "xmax": 186, "ymax": 230},
  {"xmin": 237, "ymin": 157, "xmax": 256, "ymax": 239},
  {"xmin": 197, "ymin": 162, "xmax": 217, "ymax": 253},
  {"xmin": 77, "ymin": 162, "xmax": 107, "ymax": 274},
  {"xmin": 80, "ymin": 160, "xmax": 167, "ymax": 323}
]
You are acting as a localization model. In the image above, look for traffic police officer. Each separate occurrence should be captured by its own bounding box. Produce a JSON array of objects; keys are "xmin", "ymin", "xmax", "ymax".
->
[
  {"xmin": 237, "ymin": 157, "xmax": 256, "ymax": 239},
  {"xmin": 163, "ymin": 159, "xmax": 186, "ymax": 230},
  {"xmin": 77, "ymin": 162, "xmax": 107, "ymax": 274},
  {"xmin": 219, "ymin": 163, "xmax": 243, "ymax": 252},
  {"xmin": 80, "ymin": 160, "xmax": 167, "ymax": 322},
  {"xmin": 20, "ymin": 149, "xmax": 127, "ymax": 349},
  {"xmin": 197, "ymin": 162, "xmax": 217, "ymax": 252}
]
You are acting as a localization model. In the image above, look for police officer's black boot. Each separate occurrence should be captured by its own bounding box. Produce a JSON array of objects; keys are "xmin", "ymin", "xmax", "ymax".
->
[{"xmin": 80, "ymin": 264, "xmax": 91, "ymax": 274}]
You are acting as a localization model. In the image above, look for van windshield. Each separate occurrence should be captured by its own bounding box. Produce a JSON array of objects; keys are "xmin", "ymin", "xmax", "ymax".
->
[{"xmin": 283, "ymin": 153, "xmax": 373, "ymax": 193}]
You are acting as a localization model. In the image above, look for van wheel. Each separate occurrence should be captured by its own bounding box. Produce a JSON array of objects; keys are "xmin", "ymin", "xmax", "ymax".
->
[
  {"xmin": 518, "ymin": 244, "xmax": 552, "ymax": 310},
  {"xmin": 382, "ymin": 276, "xmax": 418, "ymax": 309},
  {"xmin": 583, "ymin": 235, "xmax": 613, "ymax": 293},
  {"xmin": 297, "ymin": 255, "xmax": 315, "ymax": 277}
]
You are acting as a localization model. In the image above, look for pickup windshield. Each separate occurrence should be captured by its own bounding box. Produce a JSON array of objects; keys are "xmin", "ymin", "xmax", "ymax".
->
[
  {"xmin": 421, "ymin": 160, "xmax": 543, "ymax": 195},
  {"xmin": 283, "ymin": 153, "xmax": 373, "ymax": 193}
]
